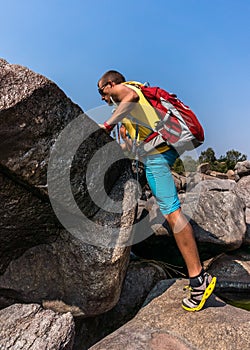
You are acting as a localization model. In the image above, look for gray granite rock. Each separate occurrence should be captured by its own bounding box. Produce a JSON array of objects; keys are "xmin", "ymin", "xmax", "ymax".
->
[
  {"xmin": 89, "ymin": 279, "xmax": 250, "ymax": 350},
  {"xmin": 0, "ymin": 303, "xmax": 75, "ymax": 350},
  {"xmin": 234, "ymin": 160, "xmax": 250, "ymax": 180},
  {"xmin": 0, "ymin": 59, "xmax": 136, "ymax": 316},
  {"xmin": 182, "ymin": 191, "xmax": 246, "ymax": 250}
]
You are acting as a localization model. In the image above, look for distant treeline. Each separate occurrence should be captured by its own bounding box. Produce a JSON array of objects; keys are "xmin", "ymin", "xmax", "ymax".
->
[{"xmin": 172, "ymin": 147, "xmax": 247, "ymax": 174}]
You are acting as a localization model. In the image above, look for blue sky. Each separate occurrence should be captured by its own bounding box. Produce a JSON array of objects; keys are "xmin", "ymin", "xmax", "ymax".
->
[{"xmin": 1, "ymin": 0, "xmax": 249, "ymax": 159}]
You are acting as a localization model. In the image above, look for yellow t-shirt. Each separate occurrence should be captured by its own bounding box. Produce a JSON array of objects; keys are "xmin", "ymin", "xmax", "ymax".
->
[{"xmin": 121, "ymin": 83, "xmax": 170, "ymax": 154}]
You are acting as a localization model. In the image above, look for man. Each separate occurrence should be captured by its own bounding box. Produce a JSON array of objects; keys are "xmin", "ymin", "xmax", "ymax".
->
[{"xmin": 98, "ymin": 70, "xmax": 216, "ymax": 311}]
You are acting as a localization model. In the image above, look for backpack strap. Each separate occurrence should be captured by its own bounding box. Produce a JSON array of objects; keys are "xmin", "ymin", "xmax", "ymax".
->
[
  {"xmin": 121, "ymin": 82, "xmax": 169, "ymax": 155},
  {"xmin": 123, "ymin": 81, "xmax": 145, "ymax": 88},
  {"xmin": 123, "ymin": 81, "xmax": 158, "ymax": 134}
]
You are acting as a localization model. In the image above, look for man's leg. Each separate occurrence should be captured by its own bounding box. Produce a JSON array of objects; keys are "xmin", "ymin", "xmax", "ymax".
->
[
  {"xmin": 166, "ymin": 208, "xmax": 217, "ymax": 311},
  {"xmin": 144, "ymin": 150, "xmax": 216, "ymax": 311},
  {"xmin": 165, "ymin": 208, "xmax": 202, "ymax": 277}
]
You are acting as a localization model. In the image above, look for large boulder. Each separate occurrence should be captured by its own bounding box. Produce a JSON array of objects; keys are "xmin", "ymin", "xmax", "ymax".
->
[
  {"xmin": 0, "ymin": 58, "xmax": 128, "ymax": 217},
  {"xmin": 0, "ymin": 230, "xmax": 131, "ymax": 316},
  {"xmin": 208, "ymin": 249, "xmax": 250, "ymax": 301},
  {"xmin": 0, "ymin": 303, "xmax": 75, "ymax": 350},
  {"xmin": 74, "ymin": 260, "xmax": 167, "ymax": 349},
  {"xmin": 234, "ymin": 160, "xmax": 250, "ymax": 181},
  {"xmin": 89, "ymin": 279, "xmax": 250, "ymax": 350},
  {"xmin": 182, "ymin": 191, "xmax": 246, "ymax": 250},
  {"xmin": 197, "ymin": 162, "xmax": 210, "ymax": 174},
  {"xmin": 0, "ymin": 59, "xmax": 136, "ymax": 316},
  {"xmin": 206, "ymin": 170, "xmax": 229, "ymax": 179},
  {"xmin": 133, "ymin": 189, "xmax": 246, "ymax": 265},
  {"xmin": 245, "ymin": 208, "xmax": 250, "ymax": 245},
  {"xmin": 232, "ymin": 175, "xmax": 250, "ymax": 208},
  {"xmin": 190, "ymin": 178, "xmax": 236, "ymax": 193},
  {"xmin": 232, "ymin": 175, "xmax": 250, "ymax": 245}
]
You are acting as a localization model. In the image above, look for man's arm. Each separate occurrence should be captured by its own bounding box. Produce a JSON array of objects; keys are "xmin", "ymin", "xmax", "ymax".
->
[{"xmin": 102, "ymin": 84, "xmax": 139, "ymax": 130}]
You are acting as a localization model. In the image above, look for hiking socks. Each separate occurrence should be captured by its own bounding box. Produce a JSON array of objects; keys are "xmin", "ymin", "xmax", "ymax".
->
[{"xmin": 189, "ymin": 268, "xmax": 205, "ymax": 288}]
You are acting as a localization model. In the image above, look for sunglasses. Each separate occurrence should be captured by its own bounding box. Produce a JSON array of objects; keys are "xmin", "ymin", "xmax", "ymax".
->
[{"xmin": 98, "ymin": 82, "xmax": 110, "ymax": 96}]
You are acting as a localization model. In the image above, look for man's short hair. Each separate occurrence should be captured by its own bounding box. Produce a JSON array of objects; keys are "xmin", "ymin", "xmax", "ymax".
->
[{"xmin": 98, "ymin": 70, "xmax": 126, "ymax": 85}]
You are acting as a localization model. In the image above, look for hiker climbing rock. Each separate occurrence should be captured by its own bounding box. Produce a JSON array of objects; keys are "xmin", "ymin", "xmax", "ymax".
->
[{"xmin": 98, "ymin": 70, "xmax": 216, "ymax": 311}]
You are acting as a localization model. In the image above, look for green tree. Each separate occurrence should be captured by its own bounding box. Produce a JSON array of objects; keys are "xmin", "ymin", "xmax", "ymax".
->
[
  {"xmin": 198, "ymin": 147, "xmax": 216, "ymax": 165},
  {"xmin": 172, "ymin": 157, "xmax": 185, "ymax": 174},
  {"xmin": 213, "ymin": 160, "xmax": 228, "ymax": 173},
  {"xmin": 174, "ymin": 147, "xmax": 247, "ymax": 175},
  {"xmin": 198, "ymin": 148, "xmax": 247, "ymax": 172},
  {"xmin": 224, "ymin": 149, "xmax": 247, "ymax": 170}
]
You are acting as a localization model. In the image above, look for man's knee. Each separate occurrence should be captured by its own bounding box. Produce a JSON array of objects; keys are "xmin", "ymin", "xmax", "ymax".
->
[
  {"xmin": 165, "ymin": 208, "xmax": 191, "ymax": 234},
  {"xmin": 165, "ymin": 208, "xmax": 181, "ymax": 226}
]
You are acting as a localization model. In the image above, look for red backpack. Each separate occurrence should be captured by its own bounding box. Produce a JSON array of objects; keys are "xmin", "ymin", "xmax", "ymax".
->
[{"xmin": 125, "ymin": 82, "xmax": 204, "ymax": 155}]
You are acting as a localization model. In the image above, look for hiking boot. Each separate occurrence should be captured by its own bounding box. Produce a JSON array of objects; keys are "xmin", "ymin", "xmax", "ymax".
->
[{"xmin": 182, "ymin": 272, "xmax": 216, "ymax": 312}]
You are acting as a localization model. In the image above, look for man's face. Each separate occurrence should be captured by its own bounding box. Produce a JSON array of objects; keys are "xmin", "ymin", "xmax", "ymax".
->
[{"xmin": 98, "ymin": 80, "xmax": 113, "ymax": 105}]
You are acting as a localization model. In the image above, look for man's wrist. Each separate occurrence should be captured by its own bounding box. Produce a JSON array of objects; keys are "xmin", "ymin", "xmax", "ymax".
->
[{"xmin": 103, "ymin": 121, "xmax": 114, "ymax": 132}]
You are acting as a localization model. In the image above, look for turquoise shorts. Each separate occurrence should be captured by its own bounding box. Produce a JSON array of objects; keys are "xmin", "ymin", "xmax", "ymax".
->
[{"xmin": 143, "ymin": 149, "xmax": 181, "ymax": 215}]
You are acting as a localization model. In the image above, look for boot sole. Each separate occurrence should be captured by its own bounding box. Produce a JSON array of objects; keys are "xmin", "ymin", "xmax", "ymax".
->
[{"xmin": 182, "ymin": 276, "xmax": 217, "ymax": 312}]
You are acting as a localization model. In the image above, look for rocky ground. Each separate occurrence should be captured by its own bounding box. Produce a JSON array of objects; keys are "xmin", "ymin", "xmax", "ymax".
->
[
  {"xmin": 0, "ymin": 59, "xmax": 249, "ymax": 350},
  {"xmin": 90, "ymin": 279, "xmax": 250, "ymax": 350}
]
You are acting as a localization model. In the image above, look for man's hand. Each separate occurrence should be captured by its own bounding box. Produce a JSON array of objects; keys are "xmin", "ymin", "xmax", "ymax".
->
[{"xmin": 98, "ymin": 123, "xmax": 111, "ymax": 133}]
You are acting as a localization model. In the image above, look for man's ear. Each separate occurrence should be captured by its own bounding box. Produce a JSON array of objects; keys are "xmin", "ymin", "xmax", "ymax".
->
[{"xmin": 109, "ymin": 80, "xmax": 116, "ymax": 87}]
